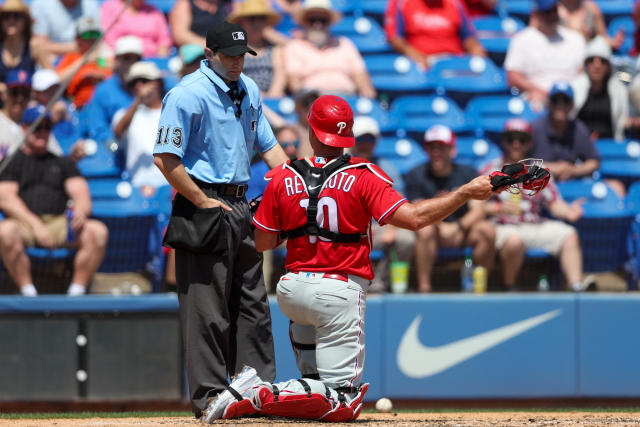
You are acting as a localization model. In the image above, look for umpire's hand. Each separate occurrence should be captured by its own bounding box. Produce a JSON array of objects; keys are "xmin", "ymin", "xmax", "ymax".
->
[{"xmin": 198, "ymin": 197, "xmax": 232, "ymax": 212}]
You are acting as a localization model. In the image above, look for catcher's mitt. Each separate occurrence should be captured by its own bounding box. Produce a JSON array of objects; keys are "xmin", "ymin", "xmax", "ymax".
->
[{"xmin": 490, "ymin": 159, "xmax": 551, "ymax": 195}]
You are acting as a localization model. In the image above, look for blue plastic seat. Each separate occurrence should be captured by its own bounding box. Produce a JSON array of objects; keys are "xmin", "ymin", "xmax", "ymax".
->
[
  {"xmin": 596, "ymin": 139, "xmax": 640, "ymax": 187},
  {"xmin": 454, "ymin": 137, "xmax": 502, "ymax": 171},
  {"xmin": 76, "ymin": 139, "xmax": 121, "ymax": 178},
  {"xmin": 332, "ymin": 16, "xmax": 390, "ymax": 53},
  {"xmin": 263, "ymin": 97, "xmax": 298, "ymax": 124},
  {"xmin": 146, "ymin": 0, "xmax": 175, "ymax": 13},
  {"xmin": 473, "ymin": 16, "xmax": 525, "ymax": 66},
  {"xmin": 340, "ymin": 95, "xmax": 397, "ymax": 134},
  {"xmin": 364, "ymin": 54, "xmax": 433, "ymax": 97},
  {"xmin": 558, "ymin": 179, "xmax": 632, "ymax": 272},
  {"xmin": 596, "ymin": 0, "xmax": 634, "ymax": 23},
  {"xmin": 465, "ymin": 95, "xmax": 540, "ymax": 141},
  {"xmin": 390, "ymin": 95, "xmax": 470, "ymax": 140},
  {"xmin": 427, "ymin": 55, "xmax": 509, "ymax": 108},
  {"xmin": 596, "ymin": 139, "xmax": 640, "ymax": 160},
  {"xmin": 359, "ymin": 0, "xmax": 387, "ymax": 16},
  {"xmin": 373, "ymin": 137, "xmax": 428, "ymax": 175},
  {"xmin": 501, "ymin": 0, "xmax": 533, "ymax": 21},
  {"xmin": 608, "ymin": 16, "xmax": 634, "ymax": 55}
]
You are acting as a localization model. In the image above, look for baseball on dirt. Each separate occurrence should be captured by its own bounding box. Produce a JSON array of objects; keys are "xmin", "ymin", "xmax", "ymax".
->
[{"xmin": 375, "ymin": 397, "xmax": 393, "ymax": 413}]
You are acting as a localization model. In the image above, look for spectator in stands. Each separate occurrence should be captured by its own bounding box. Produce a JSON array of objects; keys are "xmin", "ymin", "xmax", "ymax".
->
[
  {"xmin": 283, "ymin": 0, "xmax": 376, "ymax": 98},
  {"xmin": 406, "ymin": 124, "xmax": 495, "ymax": 292},
  {"xmin": 571, "ymin": 36, "xmax": 629, "ymax": 142},
  {"xmin": 31, "ymin": 70, "xmax": 69, "ymax": 125},
  {"xmin": 504, "ymin": 0, "xmax": 585, "ymax": 110},
  {"xmin": 352, "ymin": 116, "xmax": 415, "ymax": 293},
  {"xmin": 83, "ymin": 35, "xmax": 143, "ymax": 147},
  {"xmin": 112, "ymin": 61, "xmax": 168, "ymax": 194},
  {"xmin": 531, "ymin": 81, "xmax": 600, "ymax": 182},
  {"xmin": 101, "ymin": 0, "xmax": 172, "ymax": 58},
  {"xmin": 169, "ymin": 0, "xmax": 230, "ymax": 47},
  {"xmin": 384, "ymin": 0, "xmax": 487, "ymax": 70},
  {"xmin": 0, "ymin": 70, "xmax": 63, "ymax": 163},
  {"xmin": 0, "ymin": 105, "xmax": 108, "ymax": 297},
  {"xmin": 228, "ymin": 0, "xmax": 287, "ymax": 97},
  {"xmin": 480, "ymin": 118, "xmax": 590, "ymax": 292},
  {"xmin": 632, "ymin": 0, "xmax": 640, "ymax": 56},
  {"xmin": 179, "ymin": 44, "xmax": 205, "ymax": 78},
  {"xmin": 291, "ymin": 88, "xmax": 318, "ymax": 158},
  {"xmin": 0, "ymin": 0, "xmax": 43, "ymax": 87},
  {"xmin": 464, "ymin": 0, "xmax": 496, "ymax": 16},
  {"xmin": 558, "ymin": 0, "xmax": 624, "ymax": 49},
  {"xmin": 30, "ymin": 0, "xmax": 100, "ymax": 62},
  {"xmin": 56, "ymin": 17, "xmax": 112, "ymax": 109}
]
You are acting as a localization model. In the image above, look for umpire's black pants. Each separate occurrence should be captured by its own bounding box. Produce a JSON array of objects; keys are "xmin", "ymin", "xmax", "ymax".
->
[{"xmin": 175, "ymin": 190, "xmax": 275, "ymax": 415}]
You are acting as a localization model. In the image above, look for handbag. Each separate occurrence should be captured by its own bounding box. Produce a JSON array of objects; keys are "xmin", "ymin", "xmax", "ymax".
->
[{"xmin": 163, "ymin": 193, "xmax": 228, "ymax": 254}]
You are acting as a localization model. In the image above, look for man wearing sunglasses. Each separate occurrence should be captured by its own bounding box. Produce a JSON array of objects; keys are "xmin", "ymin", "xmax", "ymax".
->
[
  {"xmin": 0, "ymin": 69, "xmax": 62, "ymax": 163},
  {"xmin": 531, "ymin": 81, "xmax": 600, "ymax": 182},
  {"xmin": 480, "ymin": 118, "xmax": 589, "ymax": 292},
  {"xmin": 0, "ymin": 105, "xmax": 108, "ymax": 297},
  {"xmin": 504, "ymin": 0, "xmax": 585, "ymax": 110}
]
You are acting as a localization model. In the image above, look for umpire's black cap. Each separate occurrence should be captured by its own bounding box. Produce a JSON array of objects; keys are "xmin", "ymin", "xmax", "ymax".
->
[{"xmin": 206, "ymin": 21, "xmax": 257, "ymax": 56}]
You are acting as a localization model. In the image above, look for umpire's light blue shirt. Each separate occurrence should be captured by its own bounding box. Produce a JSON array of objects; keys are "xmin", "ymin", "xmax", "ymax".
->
[{"xmin": 153, "ymin": 60, "xmax": 277, "ymax": 184}]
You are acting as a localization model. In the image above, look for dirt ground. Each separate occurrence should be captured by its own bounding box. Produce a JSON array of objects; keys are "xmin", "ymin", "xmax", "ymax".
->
[{"xmin": 2, "ymin": 412, "xmax": 640, "ymax": 427}]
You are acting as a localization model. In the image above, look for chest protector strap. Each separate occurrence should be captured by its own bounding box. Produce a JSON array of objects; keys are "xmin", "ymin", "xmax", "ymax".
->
[{"xmin": 281, "ymin": 154, "xmax": 365, "ymax": 243}]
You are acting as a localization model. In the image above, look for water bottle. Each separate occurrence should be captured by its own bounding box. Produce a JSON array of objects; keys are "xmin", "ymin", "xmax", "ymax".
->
[
  {"xmin": 461, "ymin": 256, "xmax": 474, "ymax": 292},
  {"xmin": 66, "ymin": 202, "xmax": 75, "ymax": 243},
  {"xmin": 473, "ymin": 266, "xmax": 487, "ymax": 294},
  {"xmin": 537, "ymin": 274, "xmax": 550, "ymax": 292}
]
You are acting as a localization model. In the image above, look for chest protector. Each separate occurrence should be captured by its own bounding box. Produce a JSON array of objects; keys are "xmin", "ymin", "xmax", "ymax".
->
[{"xmin": 280, "ymin": 154, "xmax": 366, "ymax": 243}]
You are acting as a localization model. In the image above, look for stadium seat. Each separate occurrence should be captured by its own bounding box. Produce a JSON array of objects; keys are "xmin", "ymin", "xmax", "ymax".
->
[
  {"xmin": 263, "ymin": 97, "xmax": 298, "ymax": 123},
  {"xmin": 500, "ymin": 0, "xmax": 533, "ymax": 21},
  {"xmin": 373, "ymin": 136, "xmax": 428, "ymax": 175},
  {"xmin": 626, "ymin": 182, "xmax": 640, "ymax": 289},
  {"xmin": 473, "ymin": 16, "xmax": 526, "ymax": 66},
  {"xmin": 454, "ymin": 136, "xmax": 502, "ymax": 171},
  {"xmin": 359, "ymin": 0, "xmax": 387, "ymax": 17},
  {"xmin": 596, "ymin": 139, "xmax": 640, "ymax": 187},
  {"xmin": 146, "ymin": 0, "xmax": 175, "ymax": 13},
  {"xmin": 426, "ymin": 55, "xmax": 509, "ymax": 108},
  {"xmin": 76, "ymin": 139, "xmax": 122, "ymax": 178},
  {"xmin": 596, "ymin": 139, "xmax": 640, "ymax": 159},
  {"xmin": 390, "ymin": 95, "xmax": 470, "ymax": 140},
  {"xmin": 608, "ymin": 16, "xmax": 634, "ymax": 55},
  {"xmin": 465, "ymin": 95, "xmax": 540, "ymax": 142},
  {"xmin": 341, "ymin": 95, "xmax": 397, "ymax": 134},
  {"xmin": 558, "ymin": 179, "xmax": 633, "ymax": 272},
  {"xmin": 595, "ymin": 0, "xmax": 634, "ymax": 23},
  {"xmin": 332, "ymin": 15, "xmax": 390, "ymax": 53},
  {"xmin": 363, "ymin": 54, "xmax": 433, "ymax": 99}
]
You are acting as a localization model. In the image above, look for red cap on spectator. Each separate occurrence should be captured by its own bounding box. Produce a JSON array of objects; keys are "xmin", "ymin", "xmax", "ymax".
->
[
  {"xmin": 424, "ymin": 124, "xmax": 456, "ymax": 148},
  {"xmin": 503, "ymin": 118, "xmax": 532, "ymax": 135}
]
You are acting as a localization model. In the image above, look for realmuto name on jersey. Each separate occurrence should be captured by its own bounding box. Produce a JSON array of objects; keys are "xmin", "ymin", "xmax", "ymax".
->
[{"xmin": 284, "ymin": 171, "xmax": 357, "ymax": 197}]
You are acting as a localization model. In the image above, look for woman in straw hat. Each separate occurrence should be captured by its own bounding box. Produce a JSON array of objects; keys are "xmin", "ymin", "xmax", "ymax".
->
[
  {"xmin": 283, "ymin": 0, "xmax": 376, "ymax": 98},
  {"xmin": 0, "ymin": 0, "xmax": 47, "ymax": 84},
  {"xmin": 228, "ymin": 0, "xmax": 287, "ymax": 97}
]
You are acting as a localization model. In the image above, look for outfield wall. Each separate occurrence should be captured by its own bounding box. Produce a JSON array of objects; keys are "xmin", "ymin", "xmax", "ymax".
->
[{"xmin": 1, "ymin": 294, "xmax": 639, "ymax": 401}]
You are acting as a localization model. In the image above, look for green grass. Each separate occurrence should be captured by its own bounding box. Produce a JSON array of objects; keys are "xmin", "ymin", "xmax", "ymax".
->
[{"xmin": 0, "ymin": 411, "xmax": 192, "ymax": 419}]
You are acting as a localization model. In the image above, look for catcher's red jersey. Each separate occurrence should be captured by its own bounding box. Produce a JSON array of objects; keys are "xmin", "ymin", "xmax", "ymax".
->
[{"xmin": 253, "ymin": 156, "xmax": 407, "ymax": 279}]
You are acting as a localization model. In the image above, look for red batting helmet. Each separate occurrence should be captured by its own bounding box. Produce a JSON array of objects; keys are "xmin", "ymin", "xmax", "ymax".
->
[{"xmin": 307, "ymin": 95, "xmax": 355, "ymax": 148}]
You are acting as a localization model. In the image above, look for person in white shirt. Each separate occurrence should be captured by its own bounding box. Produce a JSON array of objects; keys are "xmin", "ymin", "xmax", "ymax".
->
[
  {"xmin": 504, "ymin": 0, "xmax": 585, "ymax": 111},
  {"xmin": 112, "ymin": 61, "xmax": 168, "ymax": 194}
]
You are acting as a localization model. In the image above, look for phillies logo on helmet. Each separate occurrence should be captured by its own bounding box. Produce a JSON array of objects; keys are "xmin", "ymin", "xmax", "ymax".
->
[{"xmin": 336, "ymin": 122, "xmax": 347, "ymax": 134}]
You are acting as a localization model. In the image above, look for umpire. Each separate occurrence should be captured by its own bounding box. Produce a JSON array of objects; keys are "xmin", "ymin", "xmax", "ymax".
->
[{"xmin": 153, "ymin": 21, "xmax": 288, "ymax": 418}]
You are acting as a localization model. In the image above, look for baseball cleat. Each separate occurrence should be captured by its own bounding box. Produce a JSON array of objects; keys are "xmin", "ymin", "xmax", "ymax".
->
[{"xmin": 201, "ymin": 366, "xmax": 262, "ymax": 423}]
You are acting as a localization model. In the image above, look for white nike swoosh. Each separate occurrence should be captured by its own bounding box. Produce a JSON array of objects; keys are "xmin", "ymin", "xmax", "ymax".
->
[
  {"xmin": 397, "ymin": 309, "xmax": 562, "ymax": 378},
  {"xmin": 309, "ymin": 185, "xmax": 321, "ymax": 190}
]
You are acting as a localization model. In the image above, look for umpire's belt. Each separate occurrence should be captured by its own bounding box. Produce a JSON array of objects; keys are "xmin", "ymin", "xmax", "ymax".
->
[{"xmin": 191, "ymin": 177, "xmax": 248, "ymax": 198}]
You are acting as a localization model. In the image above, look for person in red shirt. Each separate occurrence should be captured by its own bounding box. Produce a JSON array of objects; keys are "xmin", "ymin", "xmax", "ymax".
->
[
  {"xmin": 201, "ymin": 95, "xmax": 499, "ymax": 423},
  {"xmin": 384, "ymin": 0, "xmax": 487, "ymax": 69}
]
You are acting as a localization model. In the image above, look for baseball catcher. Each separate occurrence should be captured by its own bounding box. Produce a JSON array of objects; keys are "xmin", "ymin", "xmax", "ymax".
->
[{"xmin": 202, "ymin": 95, "xmax": 508, "ymax": 423}]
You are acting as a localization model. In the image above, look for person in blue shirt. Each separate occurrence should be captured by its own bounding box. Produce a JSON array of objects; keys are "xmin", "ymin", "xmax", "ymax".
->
[
  {"xmin": 153, "ymin": 21, "xmax": 288, "ymax": 419},
  {"xmin": 81, "ymin": 36, "xmax": 143, "ymax": 146}
]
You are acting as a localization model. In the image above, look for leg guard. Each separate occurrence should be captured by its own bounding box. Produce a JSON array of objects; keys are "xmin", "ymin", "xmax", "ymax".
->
[
  {"xmin": 320, "ymin": 383, "xmax": 369, "ymax": 423},
  {"xmin": 260, "ymin": 379, "xmax": 334, "ymax": 420}
]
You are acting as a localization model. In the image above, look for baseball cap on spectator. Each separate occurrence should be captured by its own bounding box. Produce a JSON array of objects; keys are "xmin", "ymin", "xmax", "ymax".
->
[
  {"xmin": 353, "ymin": 116, "xmax": 380, "ymax": 140},
  {"xmin": 424, "ymin": 124, "xmax": 456, "ymax": 148},
  {"xmin": 532, "ymin": 0, "xmax": 558, "ymax": 12},
  {"xmin": 115, "ymin": 35, "xmax": 143, "ymax": 57},
  {"xmin": 502, "ymin": 118, "xmax": 532, "ymax": 142},
  {"xmin": 228, "ymin": 0, "xmax": 280, "ymax": 27},
  {"xmin": 549, "ymin": 81, "xmax": 574, "ymax": 102},
  {"xmin": 585, "ymin": 35, "xmax": 612, "ymax": 62},
  {"xmin": 22, "ymin": 105, "xmax": 52, "ymax": 125},
  {"xmin": 76, "ymin": 16, "xmax": 101, "ymax": 39},
  {"xmin": 6, "ymin": 69, "xmax": 31, "ymax": 88},
  {"xmin": 126, "ymin": 61, "xmax": 163, "ymax": 84},
  {"xmin": 295, "ymin": 0, "xmax": 341, "ymax": 25},
  {"xmin": 179, "ymin": 44, "xmax": 205, "ymax": 65},
  {"xmin": 206, "ymin": 21, "xmax": 257, "ymax": 56},
  {"xmin": 32, "ymin": 69, "xmax": 61, "ymax": 92}
]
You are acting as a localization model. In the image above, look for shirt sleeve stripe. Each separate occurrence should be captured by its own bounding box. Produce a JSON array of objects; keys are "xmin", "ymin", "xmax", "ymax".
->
[
  {"xmin": 377, "ymin": 198, "xmax": 408, "ymax": 224},
  {"xmin": 252, "ymin": 217, "xmax": 282, "ymax": 233}
]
